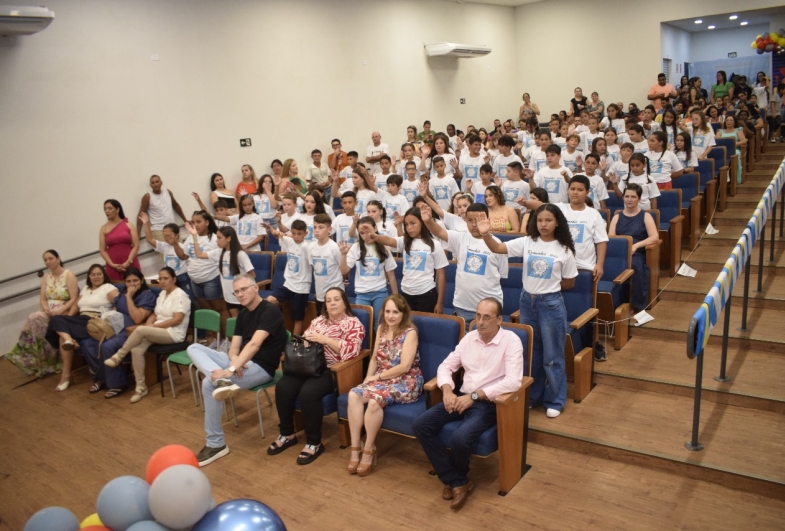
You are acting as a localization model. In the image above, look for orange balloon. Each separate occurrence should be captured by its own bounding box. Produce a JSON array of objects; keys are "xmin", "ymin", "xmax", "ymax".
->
[{"xmin": 146, "ymin": 445, "xmax": 199, "ymax": 484}]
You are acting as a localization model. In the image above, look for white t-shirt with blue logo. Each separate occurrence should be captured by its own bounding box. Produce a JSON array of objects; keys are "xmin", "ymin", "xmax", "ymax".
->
[
  {"xmin": 345, "ymin": 242, "xmax": 397, "ymax": 294},
  {"xmin": 252, "ymin": 193, "xmax": 276, "ymax": 220},
  {"xmin": 376, "ymin": 190, "xmax": 411, "ymax": 222},
  {"xmin": 608, "ymin": 160, "xmax": 630, "ymax": 183},
  {"xmin": 505, "ymin": 237, "xmax": 578, "ymax": 295},
  {"xmin": 555, "ymin": 203, "xmax": 609, "ymax": 270},
  {"xmin": 493, "ymin": 153, "xmax": 524, "ymax": 181},
  {"xmin": 400, "ymin": 179, "xmax": 420, "ymax": 208},
  {"xmin": 205, "ymin": 248, "xmax": 253, "ymax": 304},
  {"xmin": 355, "ymin": 189, "xmax": 378, "ymax": 217},
  {"xmin": 444, "ymin": 230, "xmax": 508, "ymax": 312},
  {"xmin": 561, "ymin": 150, "xmax": 582, "ymax": 174},
  {"xmin": 501, "ymin": 179, "xmax": 531, "ymax": 211},
  {"xmin": 155, "ymin": 241, "xmax": 188, "ymax": 277},
  {"xmin": 459, "ymin": 154, "xmax": 485, "ymax": 191},
  {"xmin": 587, "ymin": 175, "xmax": 609, "ymax": 208},
  {"xmin": 308, "ymin": 239, "xmax": 342, "ymax": 301},
  {"xmin": 429, "ymin": 176, "xmax": 460, "ymax": 211},
  {"xmin": 534, "ymin": 166, "xmax": 572, "ymax": 204},
  {"xmin": 688, "ymin": 124, "xmax": 716, "ymax": 159},
  {"xmin": 396, "ymin": 157, "xmax": 422, "ymax": 179},
  {"xmin": 333, "ymin": 213, "xmax": 356, "ymax": 245},
  {"xmin": 643, "ymin": 150, "xmax": 683, "ymax": 185},
  {"xmin": 280, "ymin": 236, "xmax": 312, "ymax": 294},
  {"xmin": 184, "ymin": 234, "xmax": 220, "ymax": 283},
  {"xmin": 299, "ymin": 213, "xmax": 316, "ymax": 242},
  {"xmin": 424, "ymin": 153, "xmax": 457, "ymax": 179},
  {"xmin": 374, "ymin": 171, "xmax": 393, "ymax": 192},
  {"xmin": 675, "ymin": 150, "xmax": 699, "ymax": 170},
  {"xmin": 229, "ymin": 213, "xmax": 265, "ymax": 251},
  {"xmin": 393, "ymin": 237, "xmax": 449, "ymax": 296}
]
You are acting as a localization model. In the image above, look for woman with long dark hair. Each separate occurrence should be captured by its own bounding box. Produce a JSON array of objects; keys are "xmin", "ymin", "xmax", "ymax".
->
[{"xmin": 99, "ymin": 199, "xmax": 140, "ymax": 281}]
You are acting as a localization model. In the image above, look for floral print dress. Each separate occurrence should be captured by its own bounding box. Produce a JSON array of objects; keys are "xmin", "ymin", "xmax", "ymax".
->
[
  {"xmin": 5, "ymin": 271, "xmax": 72, "ymax": 377},
  {"xmin": 352, "ymin": 327, "xmax": 423, "ymax": 408}
]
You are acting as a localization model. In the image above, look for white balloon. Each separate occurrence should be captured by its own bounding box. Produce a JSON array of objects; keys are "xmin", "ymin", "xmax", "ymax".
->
[{"xmin": 148, "ymin": 465, "xmax": 212, "ymax": 529}]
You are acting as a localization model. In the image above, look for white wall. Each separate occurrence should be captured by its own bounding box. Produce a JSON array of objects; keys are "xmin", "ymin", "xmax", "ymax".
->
[
  {"xmin": 513, "ymin": 0, "xmax": 785, "ymax": 117},
  {"xmin": 690, "ymin": 24, "xmax": 770, "ymax": 62},
  {"xmin": 661, "ymin": 24, "xmax": 692, "ymax": 82},
  {"xmin": 0, "ymin": 0, "xmax": 517, "ymax": 281}
]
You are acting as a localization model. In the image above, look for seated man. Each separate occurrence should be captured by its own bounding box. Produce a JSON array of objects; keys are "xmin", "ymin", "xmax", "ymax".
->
[
  {"xmin": 413, "ymin": 298, "xmax": 523, "ymax": 510},
  {"xmin": 187, "ymin": 273, "xmax": 288, "ymax": 466}
]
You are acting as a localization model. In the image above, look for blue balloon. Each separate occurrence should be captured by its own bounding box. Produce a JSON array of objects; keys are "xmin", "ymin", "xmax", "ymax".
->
[
  {"xmin": 127, "ymin": 522, "xmax": 170, "ymax": 531},
  {"xmin": 24, "ymin": 506, "xmax": 79, "ymax": 531},
  {"xmin": 757, "ymin": 48, "xmax": 765, "ymax": 54},
  {"xmin": 193, "ymin": 499, "xmax": 287, "ymax": 531},
  {"xmin": 97, "ymin": 476, "xmax": 154, "ymax": 531}
]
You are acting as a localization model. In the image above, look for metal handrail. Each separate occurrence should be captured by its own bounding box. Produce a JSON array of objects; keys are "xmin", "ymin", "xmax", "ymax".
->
[
  {"xmin": 684, "ymin": 157, "xmax": 785, "ymax": 452},
  {"xmin": 0, "ymin": 249, "xmax": 102, "ymax": 284}
]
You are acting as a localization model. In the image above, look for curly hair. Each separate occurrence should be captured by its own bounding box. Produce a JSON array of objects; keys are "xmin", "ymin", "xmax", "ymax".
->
[{"xmin": 529, "ymin": 204, "xmax": 576, "ymax": 256}]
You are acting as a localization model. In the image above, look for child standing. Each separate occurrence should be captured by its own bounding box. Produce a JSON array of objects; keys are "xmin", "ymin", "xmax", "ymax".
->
[
  {"xmin": 532, "ymin": 145, "xmax": 573, "ymax": 204},
  {"xmin": 374, "ymin": 155, "xmax": 394, "ymax": 191},
  {"xmin": 377, "ymin": 174, "xmax": 411, "ymax": 223},
  {"xmin": 265, "ymin": 220, "xmax": 312, "ymax": 336},
  {"xmin": 674, "ymin": 132, "xmax": 698, "ymax": 174},
  {"xmin": 501, "ymin": 161, "xmax": 531, "ymax": 213},
  {"xmin": 400, "ymin": 162, "xmax": 422, "ymax": 208},
  {"xmin": 492, "ymin": 135, "xmax": 524, "ymax": 181},
  {"xmin": 428, "ymin": 157, "xmax": 460, "ymax": 212},
  {"xmin": 644, "ymin": 131, "xmax": 683, "ymax": 189},
  {"xmin": 308, "ymin": 214, "xmax": 344, "ymax": 315},
  {"xmin": 333, "ymin": 191, "xmax": 358, "ymax": 245},
  {"xmin": 581, "ymin": 154, "xmax": 609, "ymax": 209},
  {"xmin": 608, "ymin": 153, "xmax": 661, "ymax": 211}
]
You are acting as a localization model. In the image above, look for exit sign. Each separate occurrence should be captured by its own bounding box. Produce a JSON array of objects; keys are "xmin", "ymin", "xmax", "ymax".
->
[
  {"xmin": 728, "ymin": 52, "xmax": 737, "ymax": 58},
  {"xmin": 240, "ymin": 138, "xmax": 252, "ymax": 147}
]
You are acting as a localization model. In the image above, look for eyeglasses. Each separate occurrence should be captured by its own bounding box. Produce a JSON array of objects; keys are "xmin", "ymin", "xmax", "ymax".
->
[
  {"xmin": 475, "ymin": 314, "xmax": 499, "ymax": 322},
  {"xmin": 232, "ymin": 284, "xmax": 256, "ymax": 297}
]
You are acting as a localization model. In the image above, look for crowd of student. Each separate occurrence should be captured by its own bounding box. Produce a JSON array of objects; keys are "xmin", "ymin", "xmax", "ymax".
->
[{"xmin": 5, "ymin": 70, "xmax": 772, "ymax": 509}]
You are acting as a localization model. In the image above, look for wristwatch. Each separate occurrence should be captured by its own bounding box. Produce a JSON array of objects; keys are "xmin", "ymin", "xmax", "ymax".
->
[
  {"xmin": 470, "ymin": 391, "xmax": 479, "ymax": 401},
  {"xmin": 228, "ymin": 366, "xmax": 236, "ymax": 374}
]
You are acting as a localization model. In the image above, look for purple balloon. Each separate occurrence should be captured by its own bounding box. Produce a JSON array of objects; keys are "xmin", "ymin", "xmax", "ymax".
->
[{"xmin": 193, "ymin": 499, "xmax": 286, "ymax": 531}]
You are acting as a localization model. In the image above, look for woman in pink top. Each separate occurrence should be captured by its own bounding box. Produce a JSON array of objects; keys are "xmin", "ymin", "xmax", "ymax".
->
[
  {"xmin": 268, "ymin": 287, "xmax": 365, "ymax": 465},
  {"xmin": 100, "ymin": 199, "xmax": 140, "ymax": 281}
]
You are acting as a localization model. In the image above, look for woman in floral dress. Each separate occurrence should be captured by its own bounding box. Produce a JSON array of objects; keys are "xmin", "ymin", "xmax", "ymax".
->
[
  {"xmin": 347, "ymin": 295, "xmax": 422, "ymax": 477},
  {"xmin": 5, "ymin": 250, "xmax": 78, "ymax": 386}
]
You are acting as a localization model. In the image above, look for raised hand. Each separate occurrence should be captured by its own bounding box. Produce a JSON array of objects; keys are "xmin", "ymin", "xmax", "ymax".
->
[
  {"xmin": 450, "ymin": 158, "xmax": 459, "ymax": 169},
  {"xmin": 263, "ymin": 180, "xmax": 272, "ymax": 193},
  {"xmin": 484, "ymin": 153, "xmax": 491, "ymax": 164},
  {"xmin": 191, "ymin": 192, "xmax": 201, "ymax": 202},
  {"xmin": 418, "ymin": 180, "xmax": 429, "ymax": 196},
  {"xmin": 608, "ymin": 173, "xmax": 619, "ymax": 185},
  {"xmin": 392, "ymin": 211, "xmax": 403, "ymax": 226},
  {"xmin": 338, "ymin": 242, "xmax": 351, "ymax": 255},
  {"xmin": 138, "ymin": 211, "xmax": 149, "ymax": 224},
  {"xmin": 420, "ymin": 203, "xmax": 433, "ymax": 222},
  {"xmin": 561, "ymin": 170, "xmax": 570, "ymax": 179},
  {"xmin": 184, "ymin": 221, "xmax": 197, "ymax": 236},
  {"xmin": 476, "ymin": 213, "xmax": 492, "ymax": 235},
  {"xmin": 352, "ymin": 213, "xmax": 361, "ymax": 224},
  {"xmin": 464, "ymin": 179, "xmax": 473, "ymax": 192}
]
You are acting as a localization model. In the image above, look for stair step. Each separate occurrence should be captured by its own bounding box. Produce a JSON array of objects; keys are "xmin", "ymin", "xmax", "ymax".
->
[
  {"xmin": 658, "ymin": 270, "xmax": 785, "ymax": 311},
  {"xmin": 530, "ymin": 386, "xmax": 785, "ymax": 498},
  {"xmin": 681, "ymin": 243, "xmax": 785, "ymax": 268}
]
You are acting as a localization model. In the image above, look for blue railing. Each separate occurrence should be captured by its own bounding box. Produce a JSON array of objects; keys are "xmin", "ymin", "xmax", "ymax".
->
[{"xmin": 684, "ymin": 158, "xmax": 785, "ymax": 451}]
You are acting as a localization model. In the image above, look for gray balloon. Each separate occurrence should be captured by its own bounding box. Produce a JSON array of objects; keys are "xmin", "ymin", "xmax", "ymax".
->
[
  {"xmin": 24, "ymin": 506, "xmax": 79, "ymax": 531},
  {"xmin": 127, "ymin": 522, "xmax": 170, "ymax": 531},
  {"xmin": 148, "ymin": 464, "xmax": 212, "ymax": 529},
  {"xmin": 97, "ymin": 475, "xmax": 154, "ymax": 531}
]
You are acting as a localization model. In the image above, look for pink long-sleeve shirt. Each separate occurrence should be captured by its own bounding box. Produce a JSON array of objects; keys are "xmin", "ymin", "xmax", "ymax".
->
[{"xmin": 436, "ymin": 328, "xmax": 523, "ymax": 401}]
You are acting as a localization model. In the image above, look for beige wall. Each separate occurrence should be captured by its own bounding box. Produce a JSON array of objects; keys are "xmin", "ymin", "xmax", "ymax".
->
[
  {"xmin": 0, "ymin": 0, "xmax": 517, "ymax": 279},
  {"xmin": 513, "ymin": 0, "xmax": 785, "ymax": 118}
]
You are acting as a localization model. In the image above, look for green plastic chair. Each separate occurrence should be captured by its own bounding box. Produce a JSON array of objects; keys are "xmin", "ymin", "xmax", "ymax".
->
[
  {"xmin": 248, "ymin": 330, "xmax": 291, "ymax": 438},
  {"xmin": 166, "ymin": 309, "xmax": 221, "ymax": 405}
]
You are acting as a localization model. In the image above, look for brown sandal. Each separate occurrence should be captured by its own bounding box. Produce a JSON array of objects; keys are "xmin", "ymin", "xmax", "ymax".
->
[{"xmin": 347, "ymin": 444, "xmax": 363, "ymax": 474}]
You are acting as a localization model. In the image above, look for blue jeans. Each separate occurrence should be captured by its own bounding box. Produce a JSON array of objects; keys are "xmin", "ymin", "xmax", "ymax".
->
[
  {"xmin": 354, "ymin": 289, "xmax": 389, "ymax": 327},
  {"xmin": 518, "ymin": 291, "xmax": 568, "ymax": 411},
  {"xmin": 453, "ymin": 307, "xmax": 475, "ymax": 332},
  {"xmin": 187, "ymin": 344, "xmax": 272, "ymax": 448},
  {"xmin": 413, "ymin": 400, "xmax": 497, "ymax": 488}
]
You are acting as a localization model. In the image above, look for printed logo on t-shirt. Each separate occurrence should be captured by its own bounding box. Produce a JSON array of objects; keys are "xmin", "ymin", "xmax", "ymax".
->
[
  {"xmin": 287, "ymin": 255, "xmax": 300, "ymax": 273},
  {"xmin": 497, "ymin": 165, "xmax": 508, "ymax": 179},
  {"xmin": 404, "ymin": 251, "xmax": 427, "ymax": 271},
  {"xmin": 257, "ymin": 199, "xmax": 270, "ymax": 215},
  {"xmin": 357, "ymin": 199, "xmax": 367, "ymax": 213},
  {"xmin": 650, "ymin": 161, "xmax": 664, "ymax": 174},
  {"xmin": 386, "ymin": 204, "xmax": 399, "ymax": 220},
  {"xmin": 504, "ymin": 188, "xmax": 520, "ymax": 202},
  {"xmin": 527, "ymin": 255, "xmax": 554, "ymax": 279},
  {"xmin": 568, "ymin": 223, "xmax": 585, "ymax": 244},
  {"xmin": 535, "ymin": 159, "xmax": 548, "ymax": 172},
  {"xmin": 238, "ymin": 220, "xmax": 253, "ymax": 236},
  {"xmin": 377, "ymin": 182, "xmax": 388, "ymax": 191},
  {"xmin": 305, "ymin": 225, "xmax": 314, "ymax": 241},
  {"xmin": 565, "ymin": 160, "xmax": 578, "ymax": 172},
  {"xmin": 544, "ymin": 179, "xmax": 562, "ymax": 194},
  {"xmin": 609, "ymin": 152, "xmax": 619, "ymax": 162},
  {"xmin": 338, "ymin": 227, "xmax": 355, "ymax": 244},
  {"xmin": 313, "ymin": 258, "xmax": 328, "ymax": 276},
  {"xmin": 403, "ymin": 189, "xmax": 417, "ymax": 202},
  {"xmin": 221, "ymin": 262, "xmax": 234, "ymax": 280},
  {"xmin": 465, "ymin": 166, "xmax": 479, "ymax": 179},
  {"xmin": 524, "ymin": 137, "xmax": 535, "ymax": 148},
  {"xmin": 187, "ymin": 244, "xmax": 204, "ymax": 259},
  {"xmin": 359, "ymin": 257, "xmax": 381, "ymax": 277},
  {"xmin": 463, "ymin": 252, "xmax": 488, "ymax": 275},
  {"xmin": 433, "ymin": 186, "xmax": 449, "ymax": 200},
  {"xmin": 693, "ymin": 135, "xmax": 706, "ymax": 148},
  {"xmin": 165, "ymin": 255, "xmax": 181, "ymax": 271}
]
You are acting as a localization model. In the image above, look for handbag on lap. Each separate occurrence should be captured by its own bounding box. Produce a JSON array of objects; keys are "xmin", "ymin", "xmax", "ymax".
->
[
  {"xmin": 282, "ymin": 334, "xmax": 327, "ymax": 378},
  {"xmin": 86, "ymin": 310, "xmax": 125, "ymax": 354}
]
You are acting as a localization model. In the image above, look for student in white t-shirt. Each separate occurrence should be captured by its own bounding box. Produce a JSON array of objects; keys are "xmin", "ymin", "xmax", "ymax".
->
[
  {"xmin": 446, "ymin": 123, "xmax": 463, "ymax": 153},
  {"xmin": 467, "ymin": 163, "xmax": 497, "ymax": 202},
  {"xmin": 338, "ymin": 151, "xmax": 360, "ymax": 191},
  {"xmin": 417, "ymin": 179, "xmax": 470, "ymax": 232},
  {"xmin": 501, "ymin": 161, "xmax": 531, "ymax": 211},
  {"xmin": 139, "ymin": 213, "xmax": 190, "ymax": 292},
  {"xmin": 674, "ymin": 132, "xmax": 698, "ymax": 174},
  {"xmin": 339, "ymin": 216, "xmax": 398, "ymax": 322},
  {"xmin": 526, "ymin": 130, "xmax": 556, "ymax": 175},
  {"xmin": 579, "ymin": 116, "xmax": 603, "ymax": 154},
  {"xmin": 375, "ymin": 208, "xmax": 448, "ymax": 313},
  {"xmin": 493, "ymin": 135, "xmax": 524, "ymax": 180},
  {"xmin": 421, "ymin": 133, "xmax": 458, "ymax": 180},
  {"xmin": 561, "ymin": 134, "xmax": 583, "ymax": 174},
  {"xmin": 400, "ymin": 161, "xmax": 422, "ymax": 208},
  {"xmin": 276, "ymin": 193, "xmax": 302, "ymax": 234},
  {"xmin": 600, "ymin": 103, "xmax": 626, "ymax": 134},
  {"xmin": 333, "ymin": 166, "xmax": 379, "ymax": 217},
  {"xmin": 627, "ymin": 125, "xmax": 649, "ymax": 154},
  {"xmin": 644, "ymin": 131, "xmax": 683, "ymax": 189},
  {"xmin": 638, "ymin": 106, "xmax": 661, "ymax": 139},
  {"xmin": 396, "ymin": 143, "xmax": 421, "ymax": 180},
  {"xmin": 376, "ymin": 174, "xmax": 411, "ymax": 223},
  {"xmin": 607, "ymin": 143, "xmax": 634, "ymax": 185},
  {"xmin": 604, "ymin": 129, "xmax": 621, "ymax": 162},
  {"xmin": 458, "ymin": 134, "xmax": 489, "ymax": 191},
  {"xmin": 181, "ymin": 212, "xmax": 224, "ymax": 317},
  {"xmin": 553, "ymin": 122, "xmax": 570, "ymax": 150},
  {"xmin": 373, "ymin": 155, "xmax": 394, "ymax": 191},
  {"xmin": 428, "ymin": 157, "xmax": 460, "ymax": 212},
  {"xmin": 351, "ymin": 200, "xmax": 399, "ymax": 240},
  {"xmin": 580, "ymin": 154, "xmax": 610, "ymax": 209},
  {"xmin": 531, "ymin": 144, "xmax": 573, "ymax": 204},
  {"xmin": 421, "ymin": 202, "xmax": 509, "ymax": 330},
  {"xmin": 265, "ymin": 220, "xmax": 312, "ymax": 335},
  {"xmin": 479, "ymin": 203, "xmax": 578, "ymax": 418},
  {"xmin": 683, "ymin": 110, "xmax": 716, "ymax": 160},
  {"xmin": 308, "ymin": 214, "xmax": 343, "ymax": 315},
  {"xmin": 226, "ymin": 195, "xmax": 265, "ymax": 251},
  {"xmin": 297, "ymin": 191, "xmax": 331, "ymax": 242},
  {"xmin": 253, "ymin": 174, "xmax": 279, "ymax": 225},
  {"xmin": 333, "ymin": 191, "xmax": 358, "ymax": 245},
  {"xmin": 608, "ymin": 152, "xmax": 661, "ymax": 211}
]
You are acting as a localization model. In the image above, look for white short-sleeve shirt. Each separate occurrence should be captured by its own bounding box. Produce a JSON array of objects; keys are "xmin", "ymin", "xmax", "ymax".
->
[
  {"xmin": 505, "ymin": 237, "xmax": 578, "ymax": 294},
  {"xmin": 534, "ymin": 166, "xmax": 572, "ymax": 204},
  {"xmin": 493, "ymin": 153, "xmax": 524, "ymax": 181},
  {"xmin": 555, "ymin": 203, "xmax": 609, "ymax": 270},
  {"xmin": 280, "ymin": 236, "xmax": 313, "ymax": 294},
  {"xmin": 394, "ymin": 237, "xmax": 449, "ymax": 295},
  {"xmin": 333, "ymin": 213, "xmax": 357, "ymax": 245},
  {"xmin": 501, "ymin": 179, "xmax": 531, "ymax": 210},
  {"xmin": 308, "ymin": 239, "xmax": 343, "ymax": 301},
  {"xmin": 184, "ymin": 235, "xmax": 220, "ymax": 283},
  {"xmin": 155, "ymin": 241, "xmax": 188, "ymax": 277},
  {"xmin": 644, "ymin": 150, "xmax": 684, "ymax": 184},
  {"xmin": 154, "ymin": 287, "xmax": 192, "ymax": 342},
  {"xmin": 205, "ymin": 248, "xmax": 254, "ymax": 304},
  {"xmin": 345, "ymin": 242, "xmax": 397, "ymax": 294},
  {"xmin": 445, "ymin": 230, "xmax": 508, "ymax": 312},
  {"xmin": 429, "ymin": 176, "xmax": 460, "ymax": 211}
]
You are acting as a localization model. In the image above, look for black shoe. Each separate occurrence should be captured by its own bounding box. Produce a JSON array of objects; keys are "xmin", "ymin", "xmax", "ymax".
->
[
  {"xmin": 267, "ymin": 435, "xmax": 299, "ymax": 456},
  {"xmin": 594, "ymin": 342, "xmax": 607, "ymax": 362},
  {"xmin": 197, "ymin": 445, "xmax": 229, "ymax": 467},
  {"xmin": 296, "ymin": 443, "xmax": 325, "ymax": 465}
]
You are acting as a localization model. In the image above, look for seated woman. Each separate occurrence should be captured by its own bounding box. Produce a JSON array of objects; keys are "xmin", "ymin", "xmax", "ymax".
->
[
  {"xmin": 268, "ymin": 287, "xmax": 365, "ymax": 465},
  {"xmin": 484, "ymin": 186, "xmax": 520, "ymax": 233},
  {"xmin": 104, "ymin": 266, "xmax": 191, "ymax": 403},
  {"xmin": 80, "ymin": 267, "xmax": 157, "ymax": 398},
  {"xmin": 346, "ymin": 295, "xmax": 421, "ymax": 477},
  {"xmin": 46, "ymin": 265, "xmax": 115, "ymax": 388},
  {"xmin": 609, "ymin": 184, "xmax": 660, "ymax": 314},
  {"xmin": 6, "ymin": 250, "xmax": 78, "ymax": 387}
]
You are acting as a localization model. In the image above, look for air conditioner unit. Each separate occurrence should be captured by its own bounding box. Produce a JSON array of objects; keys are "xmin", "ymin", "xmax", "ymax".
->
[
  {"xmin": 0, "ymin": 6, "xmax": 55, "ymax": 36},
  {"xmin": 424, "ymin": 42, "xmax": 491, "ymax": 58}
]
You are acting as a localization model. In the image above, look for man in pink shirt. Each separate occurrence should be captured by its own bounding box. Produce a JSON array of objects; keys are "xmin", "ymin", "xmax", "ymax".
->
[
  {"xmin": 647, "ymin": 73, "xmax": 677, "ymax": 112},
  {"xmin": 413, "ymin": 298, "xmax": 523, "ymax": 510}
]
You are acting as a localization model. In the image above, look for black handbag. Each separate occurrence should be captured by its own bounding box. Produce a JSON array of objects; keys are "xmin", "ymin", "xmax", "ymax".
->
[{"xmin": 282, "ymin": 334, "xmax": 327, "ymax": 378}]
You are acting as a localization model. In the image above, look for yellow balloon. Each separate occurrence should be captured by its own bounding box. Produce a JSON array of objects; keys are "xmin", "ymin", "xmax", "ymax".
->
[
  {"xmin": 773, "ymin": 32, "xmax": 780, "ymax": 40},
  {"xmin": 80, "ymin": 513, "xmax": 102, "ymax": 528},
  {"xmin": 752, "ymin": 41, "xmax": 758, "ymax": 49}
]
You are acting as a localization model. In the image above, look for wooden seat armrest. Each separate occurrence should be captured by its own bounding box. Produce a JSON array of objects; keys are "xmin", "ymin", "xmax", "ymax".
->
[
  {"xmin": 423, "ymin": 377, "xmax": 440, "ymax": 392},
  {"xmin": 669, "ymin": 214, "xmax": 685, "ymax": 225},
  {"xmin": 424, "ymin": 377, "xmax": 444, "ymax": 407},
  {"xmin": 256, "ymin": 279, "xmax": 272, "ymax": 288},
  {"xmin": 331, "ymin": 349, "xmax": 372, "ymax": 394},
  {"xmin": 613, "ymin": 269, "xmax": 634, "ymax": 284},
  {"xmin": 493, "ymin": 377, "xmax": 533, "ymax": 406},
  {"xmin": 509, "ymin": 310, "xmax": 520, "ymax": 323},
  {"xmin": 645, "ymin": 240, "xmax": 662, "ymax": 250},
  {"xmin": 570, "ymin": 308, "xmax": 599, "ymax": 329},
  {"xmin": 330, "ymin": 348, "xmax": 372, "ymax": 373}
]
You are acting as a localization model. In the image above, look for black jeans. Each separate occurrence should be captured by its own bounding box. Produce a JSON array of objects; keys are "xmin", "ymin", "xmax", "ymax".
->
[
  {"xmin": 275, "ymin": 370, "xmax": 334, "ymax": 445},
  {"xmin": 402, "ymin": 287, "xmax": 438, "ymax": 313}
]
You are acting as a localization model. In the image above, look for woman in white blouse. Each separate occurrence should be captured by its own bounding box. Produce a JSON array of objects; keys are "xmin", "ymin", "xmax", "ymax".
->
[{"xmin": 104, "ymin": 266, "xmax": 191, "ymax": 403}]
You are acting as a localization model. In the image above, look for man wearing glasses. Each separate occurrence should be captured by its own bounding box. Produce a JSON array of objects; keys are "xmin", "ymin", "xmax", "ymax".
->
[
  {"xmin": 187, "ymin": 273, "xmax": 288, "ymax": 467},
  {"xmin": 328, "ymin": 138, "xmax": 349, "ymax": 173}
]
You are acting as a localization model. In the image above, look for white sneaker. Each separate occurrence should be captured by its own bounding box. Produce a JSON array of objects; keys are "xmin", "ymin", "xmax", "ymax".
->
[
  {"xmin": 546, "ymin": 408, "xmax": 562, "ymax": 418},
  {"xmin": 219, "ymin": 339, "xmax": 230, "ymax": 353},
  {"xmin": 212, "ymin": 379, "xmax": 241, "ymax": 401},
  {"xmin": 207, "ymin": 338, "xmax": 219, "ymax": 350}
]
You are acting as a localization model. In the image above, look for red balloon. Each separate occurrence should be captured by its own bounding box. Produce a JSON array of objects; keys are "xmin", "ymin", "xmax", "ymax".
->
[
  {"xmin": 145, "ymin": 445, "xmax": 199, "ymax": 484},
  {"xmin": 82, "ymin": 527, "xmax": 111, "ymax": 531}
]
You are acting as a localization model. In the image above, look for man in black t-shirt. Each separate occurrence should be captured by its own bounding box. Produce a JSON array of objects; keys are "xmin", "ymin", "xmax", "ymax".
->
[{"xmin": 187, "ymin": 273, "xmax": 287, "ymax": 466}]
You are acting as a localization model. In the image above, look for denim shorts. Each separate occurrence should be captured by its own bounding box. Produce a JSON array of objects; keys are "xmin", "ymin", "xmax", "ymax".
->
[{"xmin": 191, "ymin": 275, "xmax": 222, "ymax": 301}]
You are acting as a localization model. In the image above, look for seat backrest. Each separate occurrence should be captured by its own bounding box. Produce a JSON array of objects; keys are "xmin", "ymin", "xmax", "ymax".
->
[
  {"xmin": 602, "ymin": 236, "xmax": 632, "ymax": 283},
  {"xmin": 349, "ymin": 304, "xmax": 373, "ymax": 350},
  {"xmin": 715, "ymin": 136, "xmax": 736, "ymax": 156},
  {"xmin": 226, "ymin": 316, "xmax": 237, "ymax": 338},
  {"xmin": 193, "ymin": 309, "xmax": 220, "ymax": 335},
  {"xmin": 710, "ymin": 122, "xmax": 721, "ymax": 132},
  {"xmin": 468, "ymin": 321, "xmax": 534, "ymax": 377},
  {"xmin": 493, "ymin": 232, "xmax": 523, "ymax": 263},
  {"xmin": 657, "ymin": 189, "xmax": 682, "ymax": 228},
  {"xmin": 604, "ymin": 193, "xmax": 623, "ymax": 212},
  {"xmin": 345, "ymin": 266, "xmax": 356, "ymax": 298},
  {"xmin": 411, "ymin": 312, "xmax": 465, "ymax": 382},
  {"xmin": 500, "ymin": 264, "xmax": 523, "ymax": 317},
  {"xmin": 672, "ymin": 172, "xmax": 699, "ymax": 203},
  {"xmin": 266, "ymin": 231, "xmax": 281, "ymax": 253},
  {"xmin": 562, "ymin": 270, "xmax": 595, "ymax": 325},
  {"xmin": 707, "ymin": 145, "xmax": 727, "ymax": 171},
  {"xmin": 247, "ymin": 251, "xmax": 274, "ymax": 284},
  {"xmin": 696, "ymin": 159, "xmax": 715, "ymax": 190},
  {"xmin": 271, "ymin": 252, "xmax": 288, "ymax": 291},
  {"xmin": 443, "ymin": 261, "xmax": 457, "ymax": 310}
]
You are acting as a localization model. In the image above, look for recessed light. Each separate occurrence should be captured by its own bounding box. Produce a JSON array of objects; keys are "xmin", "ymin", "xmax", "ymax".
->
[
  {"xmin": 729, "ymin": 15, "xmax": 738, "ymax": 20},
  {"xmin": 695, "ymin": 19, "xmax": 703, "ymax": 24},
  {"xmin": 708, "ymin": 25, "xmax": 716, "ymax": 29},
  {"xmin": 741, "ymin": 21, "xmax": 748, "ymax": 26}
]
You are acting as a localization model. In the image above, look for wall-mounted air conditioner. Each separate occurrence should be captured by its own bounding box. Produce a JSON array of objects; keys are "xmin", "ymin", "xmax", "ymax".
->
[
  {"xmin": 0, "ymin": 6, "xmax": 55, "ymax": 36},
  {"xmin": 424, "ymin": 42, "xmax": 491, "ymax": 58}
]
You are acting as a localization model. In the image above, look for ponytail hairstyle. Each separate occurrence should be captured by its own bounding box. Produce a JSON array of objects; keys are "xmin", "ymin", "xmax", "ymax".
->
[
  {"xmin": 626, "ymin": 153, "xmax": 652, "ymax": 185},
  {"xmin": 193, "ymin": 210, "xmax": 218, "ymax": 241},
  {"xmin": 530, "ymin": 204, "xmax": 576, "ymax": 256},
  {"xmin": 238, "ymin": 194, "xmax": 257, "ymax": 219},
  {"xmin": 104, "ymin": 199, "xmax": 126, "ymax": 220},
  {"xmin": 159, "ymin": 266, "xmax": 181, "ymax": 288},
  {"xmin": 305, "ymin": 191, "xmax": 327, "ymax": 215},
  {"xmin": 352, "ymin": 166, "xmax": 374, "ymax": 192},
  {"xmin": 43, "ymin": 249, "xmax": 64, "ymax": 267},
  {"xmin": 649, "ymin": 131, "xmax": 668, "ymax": 160},
  {"xmin": 402, "ymin": 206, "xmax": 435, "ymax": 254},
  {"xmin": 218, "ymin": 226, "xmax": 242, "ymax": 276},
  {"xmin": 676, "ymin": 132, "xmax": 693, "ymax": 161},
  {"xmin": 356, "ymin": 216, "xmax": 389, "ymax": 268},
  {"xmin": 366, "ymin": 200, "xmax": 387, "ymax": 228}
]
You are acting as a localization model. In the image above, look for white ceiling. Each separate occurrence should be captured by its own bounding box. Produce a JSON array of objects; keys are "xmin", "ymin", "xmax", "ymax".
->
[
  {"xmin": 664, "ymin": 7, "xmax": 785, "ymax": 33},
  {"xmin": 447, "ymin": 0, "xmax": 547, "ymax": 6}
]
